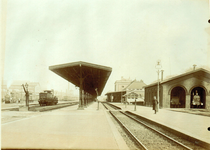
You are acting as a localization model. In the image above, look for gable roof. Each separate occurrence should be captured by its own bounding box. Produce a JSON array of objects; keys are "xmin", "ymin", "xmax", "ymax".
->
[
  {"xmin": 144, "ymin": 68, "xmax": 210, "ymax": 88},
  {"xmin": 123, "ymin": 79, "xmax": 147, "ymax": 90}
]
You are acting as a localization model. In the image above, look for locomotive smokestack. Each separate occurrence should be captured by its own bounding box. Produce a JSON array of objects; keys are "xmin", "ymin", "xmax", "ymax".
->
[{"xmin": 161, "ymin": 70, "xmax": 164, "ymax": 81}]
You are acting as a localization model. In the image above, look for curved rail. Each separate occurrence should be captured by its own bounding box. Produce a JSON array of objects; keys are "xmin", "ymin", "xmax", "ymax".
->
[{"xmin": 103, "ymin": 102, "xmax": 194, "ymax": 150}]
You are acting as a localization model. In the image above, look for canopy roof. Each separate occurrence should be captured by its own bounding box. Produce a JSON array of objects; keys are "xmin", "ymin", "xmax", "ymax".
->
[{"xmin": 49, "ymin": 61, "xmax": 112, "ymax": 96}]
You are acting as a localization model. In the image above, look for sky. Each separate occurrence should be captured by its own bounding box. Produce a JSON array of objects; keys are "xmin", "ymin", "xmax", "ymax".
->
[{"xmin": 1, "ymin": 0, "xmax": 210, "ymax": 96}]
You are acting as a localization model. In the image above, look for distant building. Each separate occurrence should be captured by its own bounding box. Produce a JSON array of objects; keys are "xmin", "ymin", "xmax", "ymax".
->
[
  {"xmin": 106, "ymin": 90, "xmax": 126, "ymax": 102},
  {"xmin": 144, "ymin": 68, "xmax": 210, "ymax": 110},
  {"xmin": 122, "ymin": 79, "xmax": 146, "ymax": 104},
  {"xmin": 106, "ymin": 78, "xmax": 147, "ymax": 104},
  {"xmin": 54, "ymin": 89, "xmax": 79, "ymax": 101},
  {"xmin": 115, "ymin": 76, "xmax": 132, "ymax": 91},
  {"xmin": 1, "ymin": 80, "xmax": 42, "ymax": 102}
]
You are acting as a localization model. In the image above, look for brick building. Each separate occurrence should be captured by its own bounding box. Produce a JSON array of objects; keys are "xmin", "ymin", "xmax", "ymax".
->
[{"xmin": 144, "ymin": 68, "xmax": 210, "ymax": 109}]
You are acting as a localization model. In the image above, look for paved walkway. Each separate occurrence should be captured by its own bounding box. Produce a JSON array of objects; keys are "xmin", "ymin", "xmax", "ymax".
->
[
  {"xmin": 111, "ymin": 103, "xmax": 210, "ymax": 145},
  {"xmin": 1, "ymin": 102, "xmax": 128, "ymax": 150}
]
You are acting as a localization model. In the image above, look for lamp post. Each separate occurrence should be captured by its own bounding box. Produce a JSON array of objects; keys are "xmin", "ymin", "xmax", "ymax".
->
[
  {"xmin": 125, "ymin": 95, "xmax": 127, "ymax": 108},
  {"xmin": 155, "ymin": 60, "xmax": 162, "ymax": 111},
  {"xmin": 134, "ymin": 98, "xmax": 137, "ymax": 111},
  {"xmin": 25, "ymin": 83, "xmax": 29, "ymax": 106},
  {"xmin": 134, "ymin": 93, "xmax": 138, "ymax": 111}
]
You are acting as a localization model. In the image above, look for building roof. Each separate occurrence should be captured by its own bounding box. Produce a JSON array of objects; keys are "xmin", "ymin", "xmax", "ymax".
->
[
  {"xmin": 144, "ymin": 68, "xmax": 210, "ymax": 88},
  {"xmin": 49, "ymin": 61, "xmax": 112, "ymax": 96},
  {"xmin": 105, "ymin": 90, "xmax": 126, "ymax": 95},
  {"xmin": 123, "ymin": 79, "xmax": 147, "ymax": 90}
]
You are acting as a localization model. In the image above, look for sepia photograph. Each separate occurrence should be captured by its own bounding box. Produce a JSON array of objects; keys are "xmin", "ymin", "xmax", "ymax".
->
[{"xmin": 1, "ymin": 0, "xmax": 210, "ymax": 149}]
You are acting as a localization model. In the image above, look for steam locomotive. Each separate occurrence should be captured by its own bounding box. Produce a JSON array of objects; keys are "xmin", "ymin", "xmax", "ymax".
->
[
  {"xmin": 5, "ymin": 94, "xmax": 11, "ymax": 103},
  {"xmin": 38, "ymin": 90, "xmax": 58, "ymax": 106}
]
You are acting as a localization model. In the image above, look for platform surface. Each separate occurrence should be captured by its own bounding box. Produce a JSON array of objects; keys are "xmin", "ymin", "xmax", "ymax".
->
[
  {"xmin": 111, "ymin": 103, "xmax": 210, "ymax": 145},
  {"xmin": 1, "ymin": 102, "xmax": 128, "ymax": 150}
]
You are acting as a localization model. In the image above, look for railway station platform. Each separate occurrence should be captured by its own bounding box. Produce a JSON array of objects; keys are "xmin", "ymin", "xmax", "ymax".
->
[
  {"xmin": 110, "ymin": 102, "xmax": 210, "ymax": 146},
  {"xmin": 1, "ymin": 102, "xmax": 128, "ymax": 150}
]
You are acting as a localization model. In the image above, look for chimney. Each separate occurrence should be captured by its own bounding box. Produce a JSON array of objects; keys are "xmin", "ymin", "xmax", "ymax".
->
[
  {"xmin": 193, "ymin": 64, "xmax": 197, "ymax": 71},
  {"xmin": 161, "ymin": 70, "xmax": 164, "ymax": 81}
]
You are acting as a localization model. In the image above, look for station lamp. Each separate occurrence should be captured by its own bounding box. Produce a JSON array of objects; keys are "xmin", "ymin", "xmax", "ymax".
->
[{"xmin": 155, "ymin": 60, "xmax": 162, "ymax": 111}]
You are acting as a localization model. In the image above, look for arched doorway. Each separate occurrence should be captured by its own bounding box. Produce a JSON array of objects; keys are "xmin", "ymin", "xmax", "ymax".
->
[
  {"xmin": 190, "ymin": 87, "xmax": 205, "ymax": 109},
  {"xmin": 170, "ymin": 86, "xmax": 186, "ymax": 108}
]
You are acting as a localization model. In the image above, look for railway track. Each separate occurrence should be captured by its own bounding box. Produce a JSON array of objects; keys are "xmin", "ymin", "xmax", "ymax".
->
[
  {"xmin": 2, "ymin": 102, "xmax": 79, "ymax": 112},
  {"xmin": 102, "ymin": 102, "xmax": 207, "ymax": 150}
]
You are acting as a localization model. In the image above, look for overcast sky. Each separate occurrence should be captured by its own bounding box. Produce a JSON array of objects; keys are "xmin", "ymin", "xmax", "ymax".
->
[{"xmin": 1, "ymin": 0, "xmax": 210, "ymax": 96}]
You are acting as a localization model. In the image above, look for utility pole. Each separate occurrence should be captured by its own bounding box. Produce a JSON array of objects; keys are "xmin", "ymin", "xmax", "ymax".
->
[{"xmin": 155, "ymin": 60, "xmax": 162, "ymax": 112}]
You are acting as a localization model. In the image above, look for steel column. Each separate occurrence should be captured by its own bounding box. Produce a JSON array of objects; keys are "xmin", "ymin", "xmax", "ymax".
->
[{"xmin": 78, "ymin": 65, "xmax": 84, "ymax": 110}]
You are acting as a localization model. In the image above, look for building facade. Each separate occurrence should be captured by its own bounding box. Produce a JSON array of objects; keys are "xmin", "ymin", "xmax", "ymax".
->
[
  {"xmin": 115, "ymin": 77, "xmax": 132, "ymax": 91},
  {"xmin": 122, "ymin": 79, "xmax": 146, "ymax": 104},
  {"xmin": 1, "ymin": 80, "xmax": 42, "ymax": 102},
  {"xmin": 106, "ymin": 78, "xmax": 147, "ymax": 103},
  {"xmin": 106, "ymin": 91, "xmax": 126, "ymax": 102},
  {"xmin": 144, "ymin": 68, "xmax": 210, "ymax": 109}
]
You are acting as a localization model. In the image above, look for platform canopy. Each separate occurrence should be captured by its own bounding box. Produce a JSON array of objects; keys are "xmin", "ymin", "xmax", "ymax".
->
[{"xmin": 49, "ymin": 61, "xmax": 112, "ymax": 96}]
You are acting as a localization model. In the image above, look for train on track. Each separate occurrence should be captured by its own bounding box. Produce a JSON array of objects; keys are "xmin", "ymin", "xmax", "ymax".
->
[
  {"xmin": 4, "ymin": 94, "xmax": 11, "ymax": 103},
  {"xmin": 38, "ymin": 90, "xmax": 58, "ymax": 106}
]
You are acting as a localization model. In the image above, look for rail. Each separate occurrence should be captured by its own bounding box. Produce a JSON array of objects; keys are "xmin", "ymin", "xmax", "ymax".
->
[{"xmin": 102, "ymin": 102, "xmax": 206, "ymax": 150}]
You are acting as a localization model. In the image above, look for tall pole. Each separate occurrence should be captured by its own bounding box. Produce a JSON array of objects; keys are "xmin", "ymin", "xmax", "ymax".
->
[
  {"xmin": 156, "ymin": 60, "xmax": 162, "ymax": 112},
  {"xmin": 157, "ymin": 70, "xmax": 160, "ymax": 111},
  {"xmin": 78, "ymin": 64, "xmax": 84, "ymax": 110},
  {"xmin": 95, "ymin": 88, "xmax": 99, "ymax": 110},
  {"xmin": 125, "ymin": 95, "xmax": 128, "ymax": 108},
  {"xmin": 134, "ymin": 98, "xmax": 136, "ymax": 111}
]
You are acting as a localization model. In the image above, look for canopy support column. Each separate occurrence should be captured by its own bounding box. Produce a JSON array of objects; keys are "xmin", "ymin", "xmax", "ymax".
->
[
  {"xmin": 84, "ymin": 91, "xmax": 87, "ymax": 108},
  {"xmin": 78, "ymin": 64, "xmax": 84, "ymax": 110}
]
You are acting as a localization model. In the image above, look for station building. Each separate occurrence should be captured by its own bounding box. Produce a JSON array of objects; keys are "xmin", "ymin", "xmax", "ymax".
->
[
  {"xmin": 144, "ymin": 68, "xmax": 210, "ymax": 110},
  {"xmin": 105, "ymin": 77, "xmax": 131, "ymax": 102},
  {"xmin": 106, "ymin": 77, "xmax": 146, "ymax": 104},
  {"xmin": 114, "ymin": 76, "xmax": 132, "ymax": 91},
  {"xmin": 122, "ymin": 79, "xmax": 146, "ymax": 104}
]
